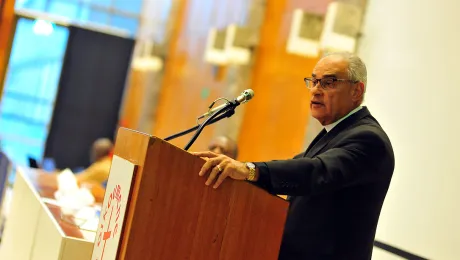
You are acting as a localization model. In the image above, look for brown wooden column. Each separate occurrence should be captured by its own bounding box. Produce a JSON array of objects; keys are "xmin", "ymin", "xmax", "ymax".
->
[
  {"xmin": 237, "ymin": 0, "xmax": 330, "ymax": 162},
  {"xmin": 119, "ymin": 0, "xmax": 187, "ymax": 132},
  {"xmin": 151, "ymin": 0, "xmax": 262, "ymax": 151},
  {"xmin": 0, "ymin": 0, "xmax": 16, "ymax": 97}
]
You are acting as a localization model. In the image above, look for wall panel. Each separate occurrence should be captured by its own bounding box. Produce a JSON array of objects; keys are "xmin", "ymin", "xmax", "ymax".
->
[{"xmin": 152, "ymin": 0, "xmax": 254, "ymax": 151}]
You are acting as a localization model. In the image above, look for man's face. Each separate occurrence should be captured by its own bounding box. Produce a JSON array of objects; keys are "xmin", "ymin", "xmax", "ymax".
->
[{"xmin": 310, "ymin": 56, "xmax": 361, "ymax": 125}]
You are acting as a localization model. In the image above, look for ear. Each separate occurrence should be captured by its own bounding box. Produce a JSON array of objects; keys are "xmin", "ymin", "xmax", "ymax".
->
[{"xmin": 352, "ymin": 82, "xmax": 365, "ymax": 102}]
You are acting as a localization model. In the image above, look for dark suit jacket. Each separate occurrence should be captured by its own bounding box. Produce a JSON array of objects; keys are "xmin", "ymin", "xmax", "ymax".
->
[{"xmin": 254, "ymin": 107, "xmax": 394, "ymax": 260}]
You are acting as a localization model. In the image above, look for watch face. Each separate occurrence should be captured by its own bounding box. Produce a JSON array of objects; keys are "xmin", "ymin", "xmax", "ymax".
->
[{"xmin": 246, "ymin": 162, "xmax": 255, "ymax": 169}]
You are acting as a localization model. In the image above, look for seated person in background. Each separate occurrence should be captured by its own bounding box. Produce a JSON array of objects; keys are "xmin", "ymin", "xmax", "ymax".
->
[
  {"xmin": 34, "ymin": 138, "xmax": 113, "ymax": 203},
  {"xmin": 76, "ymin": 138, "xmax": 113, "ymax": 186},
  {"xmin": 67, "ymin": 138, "xmax": 113, "ymax": 203},
  {"xmin": 208, "ymin": 135, "xmax": 238, "ymax": 159}
]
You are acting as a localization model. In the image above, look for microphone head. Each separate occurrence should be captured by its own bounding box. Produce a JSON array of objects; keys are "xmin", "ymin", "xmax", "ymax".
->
[{"xmin": 240, "ymin": 89, "xmax": 254, "ymax": 103}]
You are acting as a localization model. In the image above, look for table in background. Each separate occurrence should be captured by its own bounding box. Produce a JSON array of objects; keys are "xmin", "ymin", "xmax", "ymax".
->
[{"xmin": 0, "ymin": 167, "xmax": 97, "ymax": 260}]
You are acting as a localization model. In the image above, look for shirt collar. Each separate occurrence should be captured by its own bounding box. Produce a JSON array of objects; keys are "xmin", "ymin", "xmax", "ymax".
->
[{"xmin": 324, "ymin": 106, "xmax": 363, "ymax": 132}]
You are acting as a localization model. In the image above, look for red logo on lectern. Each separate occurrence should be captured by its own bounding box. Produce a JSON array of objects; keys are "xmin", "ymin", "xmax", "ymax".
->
[{"xmin": 95, "ymin": 185, "xmax": 122, "ymax": 260}]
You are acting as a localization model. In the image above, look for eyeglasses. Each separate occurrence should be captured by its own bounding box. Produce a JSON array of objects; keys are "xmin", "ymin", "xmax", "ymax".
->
[{"xmin": 304, "ymin": 77, "xmax": 359, "ymax": 90}]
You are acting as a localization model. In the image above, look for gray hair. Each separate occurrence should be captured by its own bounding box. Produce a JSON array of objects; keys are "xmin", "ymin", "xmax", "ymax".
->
[{"xmin": 323, "ymin": 52, "xmax": 367, "ymax": 87}]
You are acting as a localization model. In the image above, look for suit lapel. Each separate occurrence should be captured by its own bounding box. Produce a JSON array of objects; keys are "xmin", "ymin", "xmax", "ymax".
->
[
  {"xmin": 305, "ymin": 130, "xmax": 333, "ymax": 157},
  {"xmin": 302, "ymin": 129, "xmax": 327, "ymax": 157},
  {"xmin": 304, "ymin": 107, "xmax": 371, "ymax": 158},
  {"xmin": 288, "ymin": 107, "xmax": 371, "ymax": 202},
  {"xmin": 288, "ymin": 130, "xmax": 328, "ymax": 201}
]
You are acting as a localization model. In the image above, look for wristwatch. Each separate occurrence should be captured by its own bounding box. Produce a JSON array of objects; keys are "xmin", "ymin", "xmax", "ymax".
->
[{"xmin": 245, "ymin": 162, "xmax": 257, "ymax": 181}]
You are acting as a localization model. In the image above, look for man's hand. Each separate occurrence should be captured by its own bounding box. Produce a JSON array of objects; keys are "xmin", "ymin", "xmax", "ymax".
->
[{"xmin": 192, "ymin": 151, "xmax": 249, "ymax": 189}]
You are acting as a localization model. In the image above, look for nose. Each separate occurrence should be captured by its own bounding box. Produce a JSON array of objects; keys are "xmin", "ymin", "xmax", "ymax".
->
[{"xmin": 309, "ymin": 83, "xmax": 323, "ymax": 96}]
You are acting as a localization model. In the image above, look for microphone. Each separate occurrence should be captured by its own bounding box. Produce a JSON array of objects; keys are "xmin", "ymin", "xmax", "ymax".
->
[{"xmin": 198, "ymin": 89, "xmax": 254, "ymax": 119}]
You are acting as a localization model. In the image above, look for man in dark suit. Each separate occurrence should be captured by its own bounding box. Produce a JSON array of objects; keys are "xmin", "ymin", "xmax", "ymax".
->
[
  {"xmin": 193, "ymin": 52, "xmax": 394, "ymax": 259},
  {"xmin": 208, "ymin": 135, "xmax": 239, "ymax": 159}
]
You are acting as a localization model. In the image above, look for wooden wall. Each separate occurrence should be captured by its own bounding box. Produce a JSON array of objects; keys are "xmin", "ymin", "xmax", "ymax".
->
[
  {"xmin": 0, "ymin": 0, "xmax": 16, "ymax": 95},
  {"xmin": 152, "ymin": 0, "xmax": 255, "ymax": 151},
  {"xmin": 238, "ymin": 0, "xmax": 330, "ymax": 162},
  {"xmin": 121, "ymin": 69, "xmax": 145, "ymax": 128},
  {"xmin": 123, "ymin": 0, "xmax": 333, "ymax": 160}
]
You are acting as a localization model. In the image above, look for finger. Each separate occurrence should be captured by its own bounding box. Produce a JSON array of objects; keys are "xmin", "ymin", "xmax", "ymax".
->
[
  {"xmin": 199, "ymin": 157, "xmax": 220, "ymax": 177},
  {"xmin": 191, "ymin": 151, "xmax": 219, "ymax": 158},
  {"xmin": 198, "ymin": 157, "xmax": 209, "ymax": 162},
  {"xmin": 206, "ymin": 164, "xmax": 222, "ymax": 186},
  {"xmin": 213, "ymin": 168, "xmax": 229, "ymax": 189}
]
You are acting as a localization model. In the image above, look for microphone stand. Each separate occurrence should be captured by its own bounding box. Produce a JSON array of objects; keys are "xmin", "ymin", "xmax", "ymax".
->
[{"xmin": 164, "ymin": 102, "xmax": 237, "ymax": 147}]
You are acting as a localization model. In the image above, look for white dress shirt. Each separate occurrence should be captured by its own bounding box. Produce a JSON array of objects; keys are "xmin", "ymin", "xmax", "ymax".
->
[{"xmin": 324, "ymin": 106, "xmax": 363, "ymax": 132}]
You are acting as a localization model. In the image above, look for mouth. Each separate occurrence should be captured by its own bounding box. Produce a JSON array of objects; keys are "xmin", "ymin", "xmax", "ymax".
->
[{"xmin": 311, "ymin": 101, "xmax": 324, "ymax": 106}]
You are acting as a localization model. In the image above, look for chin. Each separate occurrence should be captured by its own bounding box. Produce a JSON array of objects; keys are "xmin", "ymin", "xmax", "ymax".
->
[
  {"xmin": 311, "ymin": 109, "xmax": 321, "ymax": 118},
  {"xmin": 311, "ymin": 115, "xmax": 323, "ymax": 124},
  {"xmin": 311, "ymin": 112, "xmax": 326, "ymax": 125}
]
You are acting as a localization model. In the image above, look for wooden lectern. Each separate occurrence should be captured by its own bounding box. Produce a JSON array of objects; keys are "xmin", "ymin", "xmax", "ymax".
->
[{"xmin": 92, "ymin": 128, "xmax": 288, "ymax": 260}]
